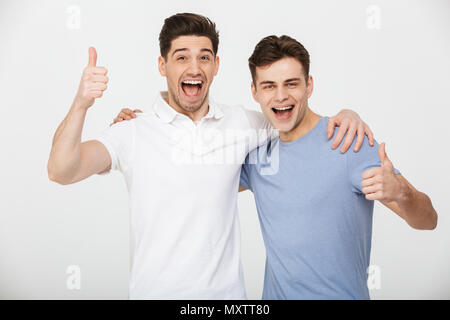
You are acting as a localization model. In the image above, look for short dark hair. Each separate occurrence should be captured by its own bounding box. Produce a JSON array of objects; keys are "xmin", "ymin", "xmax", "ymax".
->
[
  {"xmin": 248, "ymin": 35, "xmax": 310, "ymax": 85},
  {"xmin": 159, "ymin": 13, "xmax": 219, "ymax": 60}
]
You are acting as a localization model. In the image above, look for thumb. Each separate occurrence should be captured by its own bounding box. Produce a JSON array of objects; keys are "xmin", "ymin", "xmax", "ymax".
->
[
  {"xmin": 379, "ymin": 142, "xmax": 393, "ymax": 169},
  {"xmin": 88, "ymin": 47, "xmax": 97, "ymax": 67},
  {"xmin": 378, "ymin": 142, "xmax": 387, "ymax": 165}
]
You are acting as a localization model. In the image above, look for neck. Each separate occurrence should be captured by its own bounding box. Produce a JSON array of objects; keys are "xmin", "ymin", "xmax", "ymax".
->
[
  {"xmin": 279, "ymin": 106, "xmax": 321, "ymax": 142},
  {"xmin": 166, "ymin": 91, "xmax": 209, "ymax": 124}
]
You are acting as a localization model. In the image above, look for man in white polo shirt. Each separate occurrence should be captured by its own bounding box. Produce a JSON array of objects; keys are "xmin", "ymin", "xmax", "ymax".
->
[{"xmin": 47, "ymin": 13, "xmax": 373, "ymax": 299}]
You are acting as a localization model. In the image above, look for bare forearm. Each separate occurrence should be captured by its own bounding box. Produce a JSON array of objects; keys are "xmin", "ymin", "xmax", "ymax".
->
[
  {"xmin": 48, "ymin": 47, "xmax": 109, "ymax": 184},
  {"xmin": 48, "ymin": 102, "xmax": 87, "ymax": 183},
  {"xmin": 362, "ymin": 144, "xmax": 437, "ymax": 231},
  {"xmin": 394, "ymin": 180, "xmax": 438, "ymax": 230}
]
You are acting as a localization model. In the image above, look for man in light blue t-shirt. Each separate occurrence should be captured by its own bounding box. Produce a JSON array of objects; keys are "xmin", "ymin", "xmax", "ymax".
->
[{"xmin": 239, "ymin": 35, "xmax": 438, "ymax": 299}]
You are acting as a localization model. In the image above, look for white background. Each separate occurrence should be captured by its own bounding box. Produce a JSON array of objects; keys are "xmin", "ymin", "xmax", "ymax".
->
[{"xmin": 0, "ymin": 0, "xmax": 449, "ymax": 299}]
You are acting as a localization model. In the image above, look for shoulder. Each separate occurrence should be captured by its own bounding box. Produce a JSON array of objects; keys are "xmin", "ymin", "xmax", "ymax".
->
[
  {"xmin": 214, "ymin": 100, "xmax": 268, "ymax": 127},
  {"xmin": 214, "ymin": 101, "xmax": 250, "ymax": 118},
  {"xmin": 246, "ymin": 136, "xmax": 279, "ymax": 166}
]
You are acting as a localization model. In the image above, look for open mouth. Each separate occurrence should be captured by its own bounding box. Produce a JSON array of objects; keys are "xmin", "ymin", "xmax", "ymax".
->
[
  {"xmin": 272, "ymin": 105, "xmax": 295, "ymax": 120},
  {"xmin": 181, "ymin": 79, "xmax": 204, "ymax": 100}
]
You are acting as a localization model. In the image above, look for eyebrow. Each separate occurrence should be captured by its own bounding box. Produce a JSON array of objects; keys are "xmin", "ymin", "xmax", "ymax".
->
[
  {"xmin": 284, "ymin": 77, "xmax": 302, "ymax": 82},
  {"xmin": 172, "ymin": 48, "xmax": 214, "ymax": 56},
  {"xmin": 258, "ymin": 78, "xmax": 302, "ymax": 86}
]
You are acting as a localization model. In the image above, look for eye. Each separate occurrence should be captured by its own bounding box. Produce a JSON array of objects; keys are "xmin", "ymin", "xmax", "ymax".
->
[
  {"xmin": 264, "ymin": 85, "xmax": 274, "ymax": 90},
  {"xmin": 200, "ymin": 56, "xmax": 210, "ymax": 61},
  {"xmin": 177, "ymin": 56, "xmax": 186, "ymax": 61},
  {"xmin": 287, "ymin": 82, "xmax": 298, "ymax": 87}
]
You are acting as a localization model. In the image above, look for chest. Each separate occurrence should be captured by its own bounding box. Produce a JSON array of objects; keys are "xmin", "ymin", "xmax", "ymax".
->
[
  {"xmin": 132, "ymin": 124, "xmax": 250, "ymax": 191},
  {"xmin": 253, "ymin": 148, "xmax": 349, "ymax": 214}
]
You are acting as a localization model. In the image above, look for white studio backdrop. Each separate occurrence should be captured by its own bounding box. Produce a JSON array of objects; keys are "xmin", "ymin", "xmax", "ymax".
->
[{"xmin": 0, "ymin": 0, "xmax": 449, "ymax": 299}]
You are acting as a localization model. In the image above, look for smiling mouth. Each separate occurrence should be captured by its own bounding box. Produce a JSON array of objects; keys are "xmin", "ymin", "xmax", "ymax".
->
[
  {"xmin": 181, "ymin": 80, "xmax": 204, "ymax": 99},
  {"xmin": 272, "ymin": 105, "xmax": 295, "ymax": 120}
]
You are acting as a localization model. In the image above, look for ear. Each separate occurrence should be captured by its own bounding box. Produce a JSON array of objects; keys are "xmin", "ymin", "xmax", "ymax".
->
[
  {"xmin": 251, "ymin": 82, "xmax": 258, "ymax": 102},
  {"xmin": 158, "ymin": 56, "xmax": 166, "ymax": 76},
  {"xmin": 214, "ymin": 55, "xmax": 220, "ymax": 76},
  {"xmin": 306, "ymin": 75, "xmax": 314, "ymax": 98}
]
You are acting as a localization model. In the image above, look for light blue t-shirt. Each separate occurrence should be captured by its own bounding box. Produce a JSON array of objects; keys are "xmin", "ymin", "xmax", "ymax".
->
[{"xmin": 240, "ymin": 116, "xmax": 398, "ymax": 300}]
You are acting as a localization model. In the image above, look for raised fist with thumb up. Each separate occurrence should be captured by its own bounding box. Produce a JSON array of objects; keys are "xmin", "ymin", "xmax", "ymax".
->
[
  {"xmin": 360, "ymin": 143, "xmax": 404, "ymax": 202},
  {"xmin": 75, "ymin": 47, "xmax": 109, "ymax": 110}
]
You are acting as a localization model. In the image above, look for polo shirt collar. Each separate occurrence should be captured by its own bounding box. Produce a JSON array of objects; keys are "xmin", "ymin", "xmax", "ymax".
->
[{"xmin": 153, "ymin": 91, "xmax": 224, "ymax": 123}]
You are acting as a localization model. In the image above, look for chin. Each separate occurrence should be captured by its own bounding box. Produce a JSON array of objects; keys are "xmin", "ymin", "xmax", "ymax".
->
[{"xmin": 180, "ymin": 101, "xmax": 202, "ymax": 112}]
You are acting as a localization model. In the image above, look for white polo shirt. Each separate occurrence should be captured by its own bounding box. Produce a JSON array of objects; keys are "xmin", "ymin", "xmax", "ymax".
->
[{"xmin": 95, "ymin": 92, "xmax": 273, "ymax": 299}]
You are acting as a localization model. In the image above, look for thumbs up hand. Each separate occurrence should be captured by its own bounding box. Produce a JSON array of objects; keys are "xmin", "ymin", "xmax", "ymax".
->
[
  {"xmin": 74, "ymin": 47, "xmax": 109, "ymax": 110},
  {"xmin": 361, "ymin": 143, "xmax": 403, "ymax": 202}
]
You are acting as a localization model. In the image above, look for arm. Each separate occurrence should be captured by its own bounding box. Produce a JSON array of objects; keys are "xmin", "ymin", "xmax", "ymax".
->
[
  {"xmin": 361, "ymin": 143, "xmax": 437, "ymax": 230},
  {"xmin": 112, "ymin": 108, "xmax": 375, "ymax": 154},
  {"xmin": 47, "ymin": 47, "xmax": 110, "ymax": 185},
  {"xmin": 112, "ymin": 108, "xmax": 374, "ymax": 153}
]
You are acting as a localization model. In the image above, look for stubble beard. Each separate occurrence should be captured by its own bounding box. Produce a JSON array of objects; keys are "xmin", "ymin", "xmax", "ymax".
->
[{"xmin": 168, "ymin": 87, "xmax": 209, "ymax": 114}]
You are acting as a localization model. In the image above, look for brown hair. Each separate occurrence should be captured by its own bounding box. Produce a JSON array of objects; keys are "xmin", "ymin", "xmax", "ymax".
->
[
  {"xmin": 159, "ymin": 13, "xmax": 219, "ymax": 60},
  {"xmin": 248, "ymin": 35, "xmax": 310, "ymax": 85}
]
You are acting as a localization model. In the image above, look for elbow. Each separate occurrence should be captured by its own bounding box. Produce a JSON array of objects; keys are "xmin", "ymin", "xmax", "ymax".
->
[
  {"xmin": 47, "ymin": 162, "xmax": 73, "ymax": 185},
  {"xmin": 409, "ymin": 211, "xmax": 438, "ymax": 231},
  {"xmin": 424, "ymin": 199, "xmax": 438, "ymax": 230},
  {"xmin": 48, "ymin": 173, "xmax": 67, "ymax": 185},
  {"xmin": 428, "ymin": 211, "xmax": 438, "ymax": 230}
]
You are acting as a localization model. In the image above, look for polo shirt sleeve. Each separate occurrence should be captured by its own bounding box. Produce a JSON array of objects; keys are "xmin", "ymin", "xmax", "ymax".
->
[
  {"xmin": 346, "ymin": 137, "xmax": 400, "ymax": 194},
  {"xmin": 94, "ymin": 121, "xmax": 135, "ymax": 174},
  {"xmin": 242, "ymin": 108, "xmax": 277, "ymax": 151},
  {"xmin": 244, "ymin": 109, "xmax": 271, "ymax": 131}
]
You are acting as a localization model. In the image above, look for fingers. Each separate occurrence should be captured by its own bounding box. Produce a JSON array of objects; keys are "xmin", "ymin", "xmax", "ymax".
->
[
  {"xmin": 90, "ymin": 75, "xmax": 109, "ymax": 83},
  {"xmin": 90, "ymin": 82, "xmax": 107, "ymax": 91},
  {"xmin": 85, "ymin": 66, "xmax": 108, "ymax": 75},
  {"xmin": 365, "ymin": 191, "xmax": 382, "ymax": 201},
  {"xmin": 364, "ymin": 122, "xmax": 374, "ymax": 146},
  {"xmin": 111, "ymin": 108, "xmax": 141, "ymax": 125},
  {"xmin": 83, "ymin": 77, "xmax": 107, "ymax": 92},
  {"xmin": 353, "ymin": 124, "xmax": 365, "ymax": 152},
  {"xmin": 120, "ymin": 112, "xmax": 134, "ymax": 120},
  {"xmin": 361, "ymin": 167, "xmax": 382, "ymax": 179},
  {"xmin": 82, "ymin": 74, "xmax": 108, "ymax": 85},
  {"xmin": 110, "ymin": 117, "xmax": 124, "ymax": 126},
  {"xmin": 361, "ymin": 170, "xmax": 384, "ymax": 200},
  {"xmin": 362, "ymin": 184, "xmax": 381, "ymax": 195},
  {"xmin": 88, "ymin": 47, "xmax": 97, "ymax": 67},
  {"xmin": 327, "ymin": 118, "xmax": 336, "ymax": 140},
  {"xmin": 111, "ymin": 117, "xmax": 124, "ymax": 125},
  {"xmin": 340, "ymin": 122, "xmax": 357, "ymax": 153},
  {"xmin": 90, "ymin": 91, "xmax": 103, "ymax": 99},
  {"xmin": 331, "ymin": 120, "xmax": 349, "ymax": 150},
  {"xmin": 361, "ymin": 175, "xmax": 380, "ymax": 187},
  {"xmin": 120, "ymin": 108, "xmax": 137, "ymax": 120}
]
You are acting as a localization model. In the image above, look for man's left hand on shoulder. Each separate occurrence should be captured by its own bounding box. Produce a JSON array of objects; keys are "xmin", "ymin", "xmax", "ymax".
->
[{"xmin": 327, "ymin": 109, "xmax": 374, "ymax": 153}]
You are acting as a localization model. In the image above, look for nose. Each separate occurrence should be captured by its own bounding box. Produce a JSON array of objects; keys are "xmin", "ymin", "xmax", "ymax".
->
[
  {"xmin": 274, "ymin": 86, "xmax": 289, "ymax": 103},
  {"xmin": 186, "ymin": 60, "xmax": 201, "ymax": 77}
]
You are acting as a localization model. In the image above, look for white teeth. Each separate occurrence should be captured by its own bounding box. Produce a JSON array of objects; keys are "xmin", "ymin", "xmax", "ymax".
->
[
  {"xmin": 274, "ymin": 106, "xmax": 293, "ymax": 111},
  {"xmin": 182, "ymin": 80, "xmax": 202, "ymax": 85}
]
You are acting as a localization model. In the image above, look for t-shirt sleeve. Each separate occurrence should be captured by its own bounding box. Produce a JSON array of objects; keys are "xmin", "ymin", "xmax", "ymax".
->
[
  {"xmin": 240, "ymin": 155, "xmax": 253, "ymax": 191},
  {"xmin": 94, "ymin": 121, "xmax": 135, "ymax": 174},
  {"xmin": 346, "ymin": 136, "xmax": 400, "ymax": 194}
]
